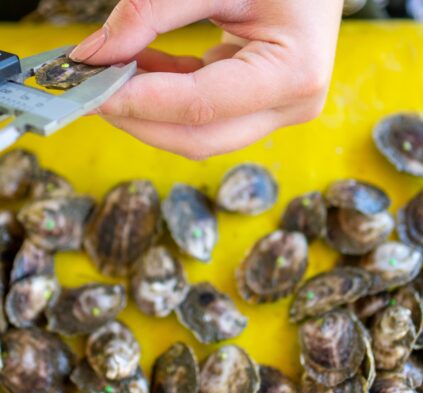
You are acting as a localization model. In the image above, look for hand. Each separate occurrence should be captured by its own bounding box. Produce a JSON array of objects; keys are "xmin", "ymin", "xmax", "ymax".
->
[{"xmin": 71, "ymin": 0, "xmax": 343, "ymax": 160}]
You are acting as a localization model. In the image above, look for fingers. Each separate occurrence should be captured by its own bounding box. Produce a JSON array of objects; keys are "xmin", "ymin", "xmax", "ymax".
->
[{"xmin": 203, "ymin": 43, "xmax": 242, "ymax": 65}]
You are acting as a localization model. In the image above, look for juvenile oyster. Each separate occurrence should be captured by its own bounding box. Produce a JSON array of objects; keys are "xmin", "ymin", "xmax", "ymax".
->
[
  {"xmin": 370, "ymin": 372, "xmax": 415, "ymax": 393},
  {"xmin": 398, "ymin": 190, "xmax": 423, "ymax": 251},
  {"xmin": 258, "ymin": 365, "xmax": 298, "ymax": 393},
  {"xmin": 30, "ymin": 169, "xmax": 73, "ymax": 199}
]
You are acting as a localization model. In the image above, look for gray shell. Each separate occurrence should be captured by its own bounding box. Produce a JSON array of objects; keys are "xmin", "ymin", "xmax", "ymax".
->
[
  {"xmin": 258, "ymin": 365, "xmax": 298, "ymax": 393},
  {"xmin": 370, "ymin": 372, "xmax": 416, "ymax": 393},
  {"xmin": 30, "ymin": 169, "xmax": 73, "ymax": 199},
  {"xmin": 402, "ymin": 355, "xmax": 423, "ymax": 390},
  {"xmin": 398, "ymin": 191, "xmax": 423, "ymax": 251}
]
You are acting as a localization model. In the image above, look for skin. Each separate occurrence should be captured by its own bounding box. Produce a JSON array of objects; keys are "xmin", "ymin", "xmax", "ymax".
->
[{"xmin": 70, "ymin": 0, "xmax": 344, "ymax": 159}]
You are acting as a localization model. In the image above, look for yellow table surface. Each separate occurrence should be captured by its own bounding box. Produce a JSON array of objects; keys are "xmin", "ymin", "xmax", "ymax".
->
[{"xmin": 1, "ymin": 21, "xmax": 423, "ymax": 389}]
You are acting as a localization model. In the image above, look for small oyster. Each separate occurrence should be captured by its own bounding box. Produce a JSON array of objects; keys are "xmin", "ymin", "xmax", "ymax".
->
[
  {"xmin": 258, "ymin": 365, "xmax": 298, "ymax": 393},
  {"xmin": 5, "ymin": 274, "xmax": 59, "ymax": 328},
  {"xmin": 326, "ymin": 208, "xmax": 394, "ymax": 255},
  {"xmin": 290, "ymin": 267, "xmax": 371, "ymax": 323},
  {"xmin": 280, "ymin": 191, "xmax": 326, "ymax": 242},
  {"xmin": 217, "ymin": 163, "xmax": 278, "ymax": 215},
  {"xmin": 301, "ymin": 373, "xmax": 367, "ymax": 392},
  {"xmin": 371, "ymin": 305, "xmax": 416, "ymax": 370},
  {"xmin": 398, "ymin": 191, "xmax": 423, "ymax": 251},
  {"xmin": 237, "ymin": 230, "xmax": 308, "ymax": 304},
  {"xmin": 200, "ymin": 345, "xmax": 260, "ymax": 393},
  {"xmin": 299, "ymin": 309, "xmax": 366, "ymax": 387},
  {"xmin": 131, "ymin": 246, "xmax": 188, "ymax": 317},
  {"xmin": 393, "ymin": 286, "xmax": 423, "ymax": 338},
  {"xmin": 0, "ymin": 328, "xmax": 75, "ymax": 393},
  {"xmin": 325, "ymin": 179, "xmax": 390, "ymax": 215},
  {"xmin": 350, "ymin": 292, "xmax": 391, "ymax": 322},
  {"xmin": 176, "ymin": 282, "xmax": 247, "ymax": 344},
  {"xmin": 46, "ymin": 283, "xmax": 126, "ymax": 336},
  {"xmin": 0, "ymin": 149, "xmax": 38, "ymax": 200},
  {"xmin": 151, "ymin": 342, "xmax": 199, "ymax": 393},
  {"xmin": 30, "ymin": 169, "xmax": 73, "ymax": 199},
  {"xmin": 370, "ymin": 372, "xmax": 415, "ymax": 393},
  {"xmin": 35, "ymin": 55, "xmax": 106, "ymax": 90},
  {"xmin": 0, "ymin": 210, "xmax": 24, "ymax": 257},
  {"xmin": 87, "ymin": 320, "xmax": 140, "ymax": 380},
  {"xmin": 71, "ymin": 359, "xmax": 149, "ymax": 393},
  {"xmin": 18, "ymin": 195, "xmax": 95, "ymax": 251},
  {"xmin": 84, "ymin": 180, "xmax": 161, "ymax": 277},
  {"xmin": 162, "ymin": 184, "xmax": 217, "ymax": 262},
  {"xmin": 373, "ymin": 113, "xmax": 423, "ymax": 177}
]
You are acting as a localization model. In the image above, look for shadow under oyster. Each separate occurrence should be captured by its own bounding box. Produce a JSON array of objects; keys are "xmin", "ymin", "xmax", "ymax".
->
[
  {"xmin": 258, "ymin": 365, "xmax": 298, "ymax": 393},
  {"xmin": 398, "ymin": 190, "xmax": 423, "ymax": 251},
  {"xmin": 0, "ymin": 210, "xmax": 24, "ymax": 258}
]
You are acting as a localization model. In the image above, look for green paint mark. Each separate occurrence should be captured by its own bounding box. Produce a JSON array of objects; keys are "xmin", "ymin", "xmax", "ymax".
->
[
  {"xmin": 192, "ymin": 227, "xmax": 203, "ymax": 239},
  {"xmin": 276, "ymin": 256, "xmax": 286, "ymax": 267},
  {"xmin": 306, "ymin": 291, "xmax": 315, "ymax": 300},
  {"xmin": 389, "ymin": 299, "xmax": 397, "ymax": 306},
  {"xmin": 128, "ymin": 183, "xmax": 138, "ymax": 194},
  {"xmin": 388, "ymin": 258, "xmax": 398, "ymax": 267},
  {"xmin": 43, "ymin": 218, "xmax": 56, "ymax": 231},
  {"xmin": 301, "ymin": 197, "xmax": 312, "ymax": 208},
  {"xmin": 104, "ymin": 386, "xmax": 114, "ymax": 393},
  {"xmin": 61, "ymin": 63, "xmax": 70, "ymax": 68},
  {"xmin": 92, "ymin": 307, "xmax": 101, "ymax": 317},
  {"xmin": 402, "ymin": 141, "xmax": 412, "ymax": 152},
  {"xmin": 43, "ymin": 289, "xmax": 53, "ymax": 300}
]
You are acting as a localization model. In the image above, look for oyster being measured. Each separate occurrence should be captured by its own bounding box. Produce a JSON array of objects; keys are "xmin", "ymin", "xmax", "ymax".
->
[
  {"xmin": 30, "ymin": 169, "xmax": 73, "ymax": 199},
  {"xmin": 46, "ymin": 283, "xmax": 126, "ymax": 336},
  {"xmin": 0, "ymin": 210, "xmax": 24, "ymax": 258},
  {"xmin": 290, "ymin": 267, "xmax": 371, "ymax": 323},
  {"xmin": 84, "ymin": 180, "xmax": 161, "ymax": 277},
  {"xmin": 35, "ymin": 55, "xmax": 106, "ymax": 90},
  {"xmin": 217, "ymin": 163, "xmax": 278, "ymax": 215},
  {"xmin": 18, "ymin": 195, "xmax": 95, "ymax": 251},
  {"xmin": 258, "ymin": 365, "xmax": 298, "ymax": 393},
  {"xmin": 131, "ymin": 246, "xmax": 188, "ymax": 317},
  {"xmin": 370, "ymin": 372, "xmax": 415, "ymax": 393},
  {"xmin": 0, "ymin": 328, "xmax": 75, "ymax": 393},
  {"xmin": 87, "ymin": 320, "xmax": 140, "ymax": 380},
  {"xmin": 162, "ymin": 184, "xmax": 217, "ymax": 262},
  {"xmin": 176, "ymin": 282, "xmax": 247, "ymax": 344},
  {"xmin": 398, "ymin": 190, "xmax": 423, "ymax": 251},
  {"xmin": 151, "ymin": 342, "xmax": 199, "ymax": 393},
  {"xmin": 200, "ymin": 345, "xmax": 260, "ymax": 393},
  {"xmin": 301, "ymin": 373, "xmax": 367, "ymax": 393}
]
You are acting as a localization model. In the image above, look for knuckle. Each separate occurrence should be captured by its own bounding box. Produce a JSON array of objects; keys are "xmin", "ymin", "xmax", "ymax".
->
[
  {"xmin": 295, "ymin": 69, "xmax": 328, "ymax": 99},
  {"xmin": 183, "ymin": 96, "xmax": 216, "ymax": 126}
]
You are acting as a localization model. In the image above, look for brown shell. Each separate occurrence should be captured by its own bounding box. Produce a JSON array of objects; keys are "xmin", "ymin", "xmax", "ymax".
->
[
  {"xmin": 280, "ymin": 191, "xmax": 327, "ymax": 242},
  {"xmin": 370, "ymin": 372, "xmax": 415, "ymax": 393},
  {"xmin": 350, "ymin": 292, "xmax": 391, "ymax": 322},
  {"xmin": 35, "ymin": 55, "xmax": 106, "ymax": 90},
  {"xmin": 326, "ymin": 208, "xmax": 394, "ymax": 255},
  {"xmin": 30, "ymin": 169, "xmax": 73, "ymax": 199},
  {"xmin": 176, "ymin": 282, "xmax": 247, "ymax": 344},
  {"xmin": 299, "ymin": 309, "xmax": 366, "ymax": 387},
  {"xmin": 0, "ymin": 149, "xmax": 38, "ymax": 200},
  {"xmin": 0, "ymin": 210, "xmax": 24, "ymax": 258},
  {"xmin": 0, "ymin": 328, "xmax": 75, "ymax": 393},
  {"xmin": 398, "ymin": 190, "xmax": 423, "ymax": 251},
  {"xmin": 236, "ymin": 230, "xmax": 308, "ymax": 304},
  {"xmin": 84, "ymin": 180, "xmax": 161, "ymax": 277},
  {"xmin": 258, "ymin": 365, "xmax": 298, "ymax": 393},
  {"xmin": 18, "ymin": 195, "xmax": 95, "ymax": 251},
  {"xmin": 289, "ymin": 267, "xmax": 371, "ymax": 323},
  {"xmin": 301, "ymin": 373, "xmax": 367, "ymax": 393},
  {"xmin": 199, "ymin": 345, "xmax": 260, "ymax": 393},
  {"xmin": 393, "ymin": 286, "xmax": 423, "ymax": 339},
  {"xmin": 46, "ymin": 283, "xmax": 126, "ymax": 336},
  {"xmin": 151, "ymin": 342, "xmax": 199, "ymax": 393},
  {"xmin": 131, "ymin": 246, "xmax": 188, "ymax": 317}
]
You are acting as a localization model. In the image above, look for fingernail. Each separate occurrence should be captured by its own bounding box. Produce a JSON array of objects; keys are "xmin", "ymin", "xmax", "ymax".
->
[{"xmin": 70, "ymin": 27, "xmax": 108, "ymax": 62}]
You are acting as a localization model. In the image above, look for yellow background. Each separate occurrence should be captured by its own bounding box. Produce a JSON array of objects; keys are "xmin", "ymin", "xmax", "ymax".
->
[{"xmin": 0, "ymin": 21, "xmax": 423, "ymax": 389}]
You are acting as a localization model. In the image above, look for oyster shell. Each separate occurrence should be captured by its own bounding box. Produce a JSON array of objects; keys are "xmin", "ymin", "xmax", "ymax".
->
[
  {"xmin": 326, "ymin": 208, "xmax": 394, "ymax": 255},
  {"xmin": 0, "ymin": 149, "xmax": 38, "ymax": 200},
  {"xmin": 398, "ymin": 190, "xmax": 423, "ymax": 251},
  {"xmin": 131, "ymin": 246, "xmax": 188, "ymax": 317},
  {"xmin": 290, "ymin": 267, "xmax": 371, "ymax": 323},
  {"xmin": 373, "ymin": 113, "xmax": 423, "ymax": 177},
  {"xmin": 370, "ymin": 372, "xmax": 415, "ymax": 393},
  {"xmin": 237, "ymin": 230, "xmax": 308, "ymax": 304},
  {"xmin": 393, "ymin": 286, "xmax": 423, "ymax": 338},
  {"xmin": 402, "ymin": 355, "xmax": 423, "ymax": 390},
  {"xmin": 30, "ymin": 169, "xmax": 73, "ymax": 199},
  {"xmin": 0, "ymin": 210, "xmax": 24, "ymax": 258},
  {"xmin": 350, "ymin": 292, "xmax": 391, "ymax": 322},
  {"xmin": 176, "ymin": 282, "xmax": 247, "ymax": 344},
  {"xmin": 280, "ymin": 191, "xmax": 326, "ymax": 242},
  {"xmin": 0, "ymin": 258, "xmax": 9, "ymax": 332},
  {"xmin": 84, "ymin": 180, "xmax": 161, "ymax": 277},
  {"xmin": 299, "ymin": 309, "xmax": 366, "ymax": 387},
  {"xmin": 87, "ymin": 320, "xmax": 140, "ymax": 380},
  {"xmin": 46, "ymin": 283, "xmax": 126, "ymax": 336},
  {"xmin": 217, "ymin": 163, "xmax": 278, "ymax": 215},
  {"xmin": 18, "ymin": 195, "xmax": 95, "ymax": 251},
  {"xmin": 199, "ymin": 345, "xmax": 260, "ymax": 393},
  {"xmin": 35, "ymin": 55, "xmax": 106, "ymax": 90},
  {"xmin": 5, "ymin": 274, "xmax": 59, "ymax": 328},
  {"xmin": 162, "ymin": 184, "xmax": 217, "ymax": 262},
  {"xmin": 0, "ymin": 328, "xmax": 75, "ymax": 393},
  {"xmin": 301, "ymin": 373, "xmax": 367, "ymax": 392},
  {"xmin": 258, "ymin": 365, "xmax": 298, "ymax": 393},
  {"xmin": 151, "ymin": 342, "xmax": 199, "ymax": 393}
]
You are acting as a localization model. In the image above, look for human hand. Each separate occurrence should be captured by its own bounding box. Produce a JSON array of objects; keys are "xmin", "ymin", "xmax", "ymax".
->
[{"xmin": 71, "ymin": 0, "xmax": 343, "ymax": 159}]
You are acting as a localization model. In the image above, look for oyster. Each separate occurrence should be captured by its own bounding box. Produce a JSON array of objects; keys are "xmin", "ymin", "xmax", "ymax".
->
[
  {"xmin": 162, "ymin": 184, "xmax": 217, "ymax": 262},
  {"xmin": 393, "ymin": 286, "xmax": 423, "ymax": 338},
  {"xmin": 373, "ymin": 113, "xmax": 423, "ymax": 177},
  {"xmin": 200, "ymin": 345, "xmax": 260, "ymax": 393},
  {"xmin": 280, "ymin": 191, "xmax": 326, "ymax": 242},
  {"xmin": 18, "ymin": 195, "xmax": 95, "ymax": 251},
  {"xmin": 0, "ymin": 328, "xmax": 75, "ymax": 393},
  {"xmin": 236, "ymin": 231, "xmax": 308, "ymax": 304},
  {"xmin": 151, "ymin": 342, "xmax": 199, "ymax": 393},
  {"xmin": 326, "ymin": 208, "xmax": 394, "ymax": 255},
  {"xmin": 370, "ymin": 372, "xmax": 415, "ymax": 393},
  {"xmin": 290, "ymin": 267, "xmax": 371, "ymax": 323},
  {"xmin": 5, "ymin": 274, "xmax": 59, "ymax": 328},
  {"xmin": 30, "ymin": 169, "xmax": 73, "ymax": 199},
  {"xmin": 176, "ymin": 282, "xmax": 247, "ymax": 344},
  {"xmin": 258, "ymin": 365, "xmax": 298, "ymax": 393},
  {"xmin": 131, "ymin": 246, "xmax": 188, "ymax": 317},
  {"xmin": 217, "ymin": 163, "xmax": 278, "ymax": 215},
  {"xmin": 402, "ymin": 355, "xmax": 423, "ymax": 389},
  {"xmin": 325, "ymin": 179, "xmax": 390, "ymax": 215},
  {"xmin": 0, "ymin": 210, "xmax": 24, "ymax": 258},
  {"xmin": 84, "ymin": 180, "xmax": 161, "ymax": 277},
  {"xmin": 87, "ymin": 320, "xmax": 140, "ymax": 380},
  {"xmin": 371, "ymin": 305, "xmax": 416, "ymax": 370},
  {"xmin": 71, "ymin": 359, "xmax": 149, "ymax": 393},
  {"xmin": 46, "ymin": 283, "xmax": 126, "ymax": 336},
  {"xmin": 0, "ymin": 149, "xmax": 38, "ymax": 200},
  {"xmin": 35, "ymin": 55, "xmax": 106, "ymax": 90},
  {"xmin": 398, "ymin": 190, "xmax": 423, "ymax": 251},
  {"xmin": 301, "ymin": 373, "xmax": 367, "ymax": 392},
  {"xmin": 350, "ymin": 292, "xmax": 391, "ymax": 322},
  {"xmin": 299, "ymin": 309, "xmax": 366, "ymax": 387}
]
